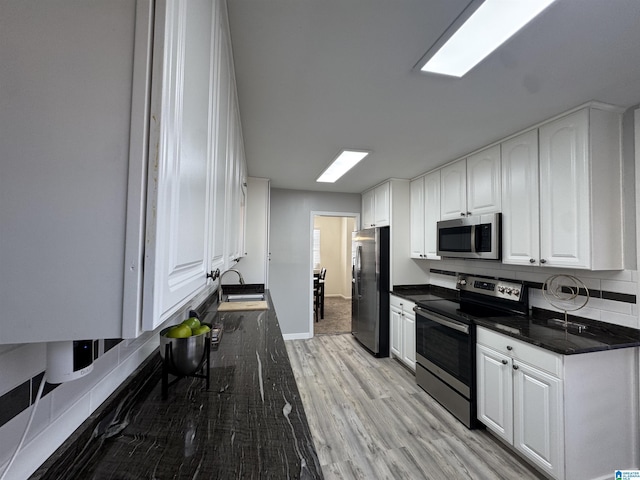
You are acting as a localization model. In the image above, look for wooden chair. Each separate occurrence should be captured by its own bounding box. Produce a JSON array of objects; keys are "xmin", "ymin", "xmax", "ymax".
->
[
  {"xmin": 318, "ymin": 268, "xmax": 326, "ymax": 319},
  {"xmin": 313, "ymin": 275, "xmax": 321, "ymax": 322}
]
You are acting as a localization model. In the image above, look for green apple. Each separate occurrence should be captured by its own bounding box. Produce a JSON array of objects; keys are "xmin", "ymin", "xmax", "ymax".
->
[
  {"xmin": 181, "ymin": 317, "xmax": 200, "ymax": 330},
  {"xmin": 192, "ymin": 325, "xmax": 211, "ymax": 336},
  {"xmin": 165, "ymin": 324, "xmax": 192, "ymax": 338}
]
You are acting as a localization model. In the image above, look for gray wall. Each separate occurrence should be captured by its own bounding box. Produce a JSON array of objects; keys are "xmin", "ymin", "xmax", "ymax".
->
[{"xmin": 270, "ymin": 188, "xmax": 361, "ymax": 336}]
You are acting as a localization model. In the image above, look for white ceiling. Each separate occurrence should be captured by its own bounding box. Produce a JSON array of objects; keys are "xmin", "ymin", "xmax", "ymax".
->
[{"xmin": 227, "ymin": 0, "xmax": 640, "ymax": 194}]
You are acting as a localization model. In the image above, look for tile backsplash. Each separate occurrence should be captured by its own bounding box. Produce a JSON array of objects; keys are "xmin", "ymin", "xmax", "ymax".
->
[{"xmin": 427, "ymin": 258, "xmax": 639, "ymax": 329}]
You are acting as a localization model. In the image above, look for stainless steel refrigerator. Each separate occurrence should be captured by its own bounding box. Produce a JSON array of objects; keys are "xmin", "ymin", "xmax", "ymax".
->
[{"xmin": 351, "ymin": 226, "xmax": 390, "ymax": 357}]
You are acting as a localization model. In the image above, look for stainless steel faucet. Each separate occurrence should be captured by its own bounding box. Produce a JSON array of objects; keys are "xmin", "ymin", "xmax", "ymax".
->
[{"xmin": 218, "ymin": 269, "xmax": 245, "ymax": 302}]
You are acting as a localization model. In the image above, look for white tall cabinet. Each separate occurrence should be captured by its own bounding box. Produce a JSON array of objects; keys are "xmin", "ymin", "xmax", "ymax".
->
[
  {"xmin": 410, "ymin": 171, "xmax": 440, "ymax": 259},
  {"xmin": 501, "ymin": 130, "xmax": 540, "ymax": 266},
  {"xmin": 0, "ymin": 0, "xmax": 247, "ymax": 343}
]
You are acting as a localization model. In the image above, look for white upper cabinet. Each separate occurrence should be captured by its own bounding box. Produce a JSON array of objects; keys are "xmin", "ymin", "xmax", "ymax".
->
[
  {"xmin": 501, "ymin": 130, "xmax": 540, "ymax": 266},
  {"xmin": 0, "ymin": 0, "xmax": 154, "ymax": 343},
  {"xmin": 410, "ymin": 170, "xmax": 441, "ymax": 259},
  {"xmin": 440, "ymin": 146, "xmax": 501, "ymax": 220},
  {"xmin": 362, "ymin": 182, "xmax": 390, "ymax": 227},
  {"xmin": 440, "ymin": 159, "xmax": 467, "ymax": 220},
  {"xmin": 143, "ymin": 0, "xmax": 217, "ymax": 331},
  {"xmin": 209, "ymin": 4, "xmax": 230, "ymax": 273},
  {"xmin": 466, "ymin": 145, "xmax": 501, "ymax": 215},
  {"xmin": 0, "ymin": 0, "xmax": 249, "ymax": 342},
  {"xmin": 538, "ymin": 106, "xmax": 623, "ymax": 270}
]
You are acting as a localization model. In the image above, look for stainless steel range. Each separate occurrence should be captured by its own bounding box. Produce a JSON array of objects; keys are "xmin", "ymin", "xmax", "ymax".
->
[{"xmin": 413, "ymin": 274, "xmax": 528, "ymax": 428}]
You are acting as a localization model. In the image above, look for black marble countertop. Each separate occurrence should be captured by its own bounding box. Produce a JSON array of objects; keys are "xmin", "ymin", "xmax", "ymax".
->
[
  {"xmin": 34, "ymin": 291, "xmax": 323, "ymax": 479},
  {"xmin": 393, "ymin": 284, "xmax": 640, "ymax": 355},
  {"xmin": 475, "ymin": 308, "xmax": 640, "ymax": 355},
  {"xmin": 391, "ymin": 284, "xmax": 458, "ymax": 303}
]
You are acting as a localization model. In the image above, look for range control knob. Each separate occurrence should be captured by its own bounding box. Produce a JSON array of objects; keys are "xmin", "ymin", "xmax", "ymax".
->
[
  {"xmin": 458, "ymin": 279, "xmax": 467, "ymax": 286},
  {"xmin": 512, "ymin": 288, "xmax": 520, "ymax": 297},
  {"xmin": 497, "ymin": 286, "xmax": 505, "ymax": 293},
  {"xmin": 505, "ymin": 287, "xmax": 513, "ymax": 295}
]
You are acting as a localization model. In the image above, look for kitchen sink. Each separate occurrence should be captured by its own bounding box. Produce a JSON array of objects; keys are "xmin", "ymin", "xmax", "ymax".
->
[{"xmin": 225, "ymin": 293, "xmax": 265, "ymax": 302}]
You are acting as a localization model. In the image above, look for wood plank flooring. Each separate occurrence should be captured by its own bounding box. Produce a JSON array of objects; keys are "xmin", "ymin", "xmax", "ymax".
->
[{"xmin": 286, "ymin": 334, "xmax": 546, "ymax": 480}]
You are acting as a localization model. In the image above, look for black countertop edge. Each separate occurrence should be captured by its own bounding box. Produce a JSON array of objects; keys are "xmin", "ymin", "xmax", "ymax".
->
[{"xmin": 32, "ymin": 290, "xmax": 324, "ymax": 480}]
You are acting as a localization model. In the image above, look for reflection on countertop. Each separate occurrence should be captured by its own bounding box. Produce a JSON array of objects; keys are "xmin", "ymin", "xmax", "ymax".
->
[{"xmin": 33, "ymin": 291, "xmax": 323, "ymax": 480}]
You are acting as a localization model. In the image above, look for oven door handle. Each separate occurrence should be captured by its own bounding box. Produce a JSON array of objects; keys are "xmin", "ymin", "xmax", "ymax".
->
[{"xmin": 413, "ymin": 306, "xmax": 470, "ymax": 334}]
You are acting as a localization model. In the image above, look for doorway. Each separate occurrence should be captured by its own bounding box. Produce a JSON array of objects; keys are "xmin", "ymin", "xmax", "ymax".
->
[{"xmin": 311, "ymin": 214, "xmax": 357, "ymax": 335}]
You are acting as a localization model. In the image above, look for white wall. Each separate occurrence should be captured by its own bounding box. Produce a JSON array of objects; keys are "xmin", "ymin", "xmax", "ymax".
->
[{"xmin": 270, "ymin": 189, "xmax": 360, "ymax": 338}]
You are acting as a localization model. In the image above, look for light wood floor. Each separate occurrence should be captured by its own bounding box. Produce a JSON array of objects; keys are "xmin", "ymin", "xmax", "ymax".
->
[{"xmin": 286, "ymin": 334, "xmax": 546, "ymax": 480}]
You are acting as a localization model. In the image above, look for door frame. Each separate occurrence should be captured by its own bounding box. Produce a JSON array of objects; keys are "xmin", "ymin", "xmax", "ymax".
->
[{"xmin": 309, "ymin": 211, "xmax": 360, "ymax": 336}]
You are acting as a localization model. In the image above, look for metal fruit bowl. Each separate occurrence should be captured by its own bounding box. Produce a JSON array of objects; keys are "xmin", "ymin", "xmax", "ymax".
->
[{"xmin": 159, "ymin": 324, "xmax": 211, "ymax": 376}]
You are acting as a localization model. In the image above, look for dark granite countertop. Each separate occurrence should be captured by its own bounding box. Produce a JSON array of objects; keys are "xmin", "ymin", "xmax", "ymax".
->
[
  {"xmin": 391, "ymin": 284, "xmax": 458, "ymax": 303},
  {"xmin": 34, "ymin": 291, "xmax": 323, "ymax": 479},
  {"xmin": 476, "ymin": 308, "xmax": 640, "ymax": 355},
  {"xmin": 394, "ymin": 285, "xmax": 640, "ymax": 355}
]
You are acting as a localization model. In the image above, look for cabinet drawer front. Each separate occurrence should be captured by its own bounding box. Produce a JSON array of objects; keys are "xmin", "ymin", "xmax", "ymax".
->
[
  {"xmin": 390, "ymin": 295, "xmax": 404, "ymax": 309},
  {"xmin": 390, "ymin": 295, "xmax": 415, "ymax": 312},
  {"xmin": 477, "ymin": 327, "xmax": 562, "ymax": 377}
]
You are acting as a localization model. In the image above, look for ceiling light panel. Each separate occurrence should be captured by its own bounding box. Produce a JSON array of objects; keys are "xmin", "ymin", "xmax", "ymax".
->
[
  {"xmin": 316, "ymin": 150, "xmax": 370, "ymax": 183},
  {"xmin": 419, "ymin": 0, "xmax": 556, "ymax": 78}
]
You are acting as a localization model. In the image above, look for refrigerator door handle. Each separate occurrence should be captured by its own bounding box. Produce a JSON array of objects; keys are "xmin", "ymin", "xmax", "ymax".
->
[{"xmin": 354, "ymin": 245, "xmax": 362, "ymax": 297}]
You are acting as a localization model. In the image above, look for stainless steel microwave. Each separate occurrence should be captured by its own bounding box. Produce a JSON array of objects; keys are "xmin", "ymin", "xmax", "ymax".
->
[{"xmin": 436, "ymin": 213, "xmax": 501, "ymax": 260}]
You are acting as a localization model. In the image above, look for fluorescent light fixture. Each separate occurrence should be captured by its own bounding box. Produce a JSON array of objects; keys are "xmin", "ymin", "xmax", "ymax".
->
[
  {"xmin": 417, "ymin": 0, "xmax": 556, "ymax": 78},
  {"xmin": 316, "ymin": 150, "xmax": 370, "ymax": 183}
]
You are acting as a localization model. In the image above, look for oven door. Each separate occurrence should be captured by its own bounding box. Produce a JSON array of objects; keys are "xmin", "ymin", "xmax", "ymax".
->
[{"xmin": 414, "ymin": 306, "xmax": 473, "ymax": 399}]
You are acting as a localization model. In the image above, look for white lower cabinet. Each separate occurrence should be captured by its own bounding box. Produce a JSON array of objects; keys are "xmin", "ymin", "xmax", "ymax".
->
[
  {"xmin": 390, "ymin": 295, "xmax": 415, "ymax": 371},
  {"xmin": 477, "ymin": 326, "xmax": 639, "ymax": 480}
]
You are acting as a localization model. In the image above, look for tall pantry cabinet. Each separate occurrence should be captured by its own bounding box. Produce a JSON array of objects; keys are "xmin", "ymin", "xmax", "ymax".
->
[{"xmin": 0, "ymin": 0, "xmax": 247, "ymax": 343}]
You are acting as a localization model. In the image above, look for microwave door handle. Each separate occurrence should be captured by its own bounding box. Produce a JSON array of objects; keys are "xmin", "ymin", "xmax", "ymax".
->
[{"xmin": 470, "ymin": 224, "xmax": 477, "ymax": 253}]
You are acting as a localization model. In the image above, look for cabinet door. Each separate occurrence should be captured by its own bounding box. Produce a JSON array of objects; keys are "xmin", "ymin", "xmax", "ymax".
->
[
  {"xmin": 209, "ymin": 3, "xmax": 230, "ymax": 273},
  {"xmin": 539, "ymin": 109, "xmax": 590, "ymax": 268},
  {"xmin": 390, "ymin": 305, "xmax": 402, "ymax": 358},
  {"xmin": 501, "ymin": 130, "xmax": 540, "ymax": 266},
  {"xmin": 0, "ymin": 0, "xmax": 152, "ymax": 343},
  {"xmin": 410, "ymin": 178, "xmax": 425, "ymax": 258},
  {"xmin": 374, "ymin": 183, "xmax": 390, "ymax": 226},
  {"xmin": 440, "ymin": 160, "xmax": 467, "ymax": 220},
  {"xmin": 402, "ymin": 310, "xmax": 416, "ymax": 370},
  {"xmin": 467, "ymin": 145, "xmax": 501, "ymax": 215},
  {"xmin": 362, "ymin": 190, "xmax": 375, "ymax": 228},
  {"xmin": 477, "ymin": 345, "xmax": 513, "ymax": 443},
  {"xmin": 513, "ymin": 362, "xmax": 563, "ymax": 479},
  {"xmin": 144, "ymin": 0, "xmax": 214, "ymax": 330},
  {"xmin": 423, "ymin": 170, "xmax": 441, "ymax": 259}
]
